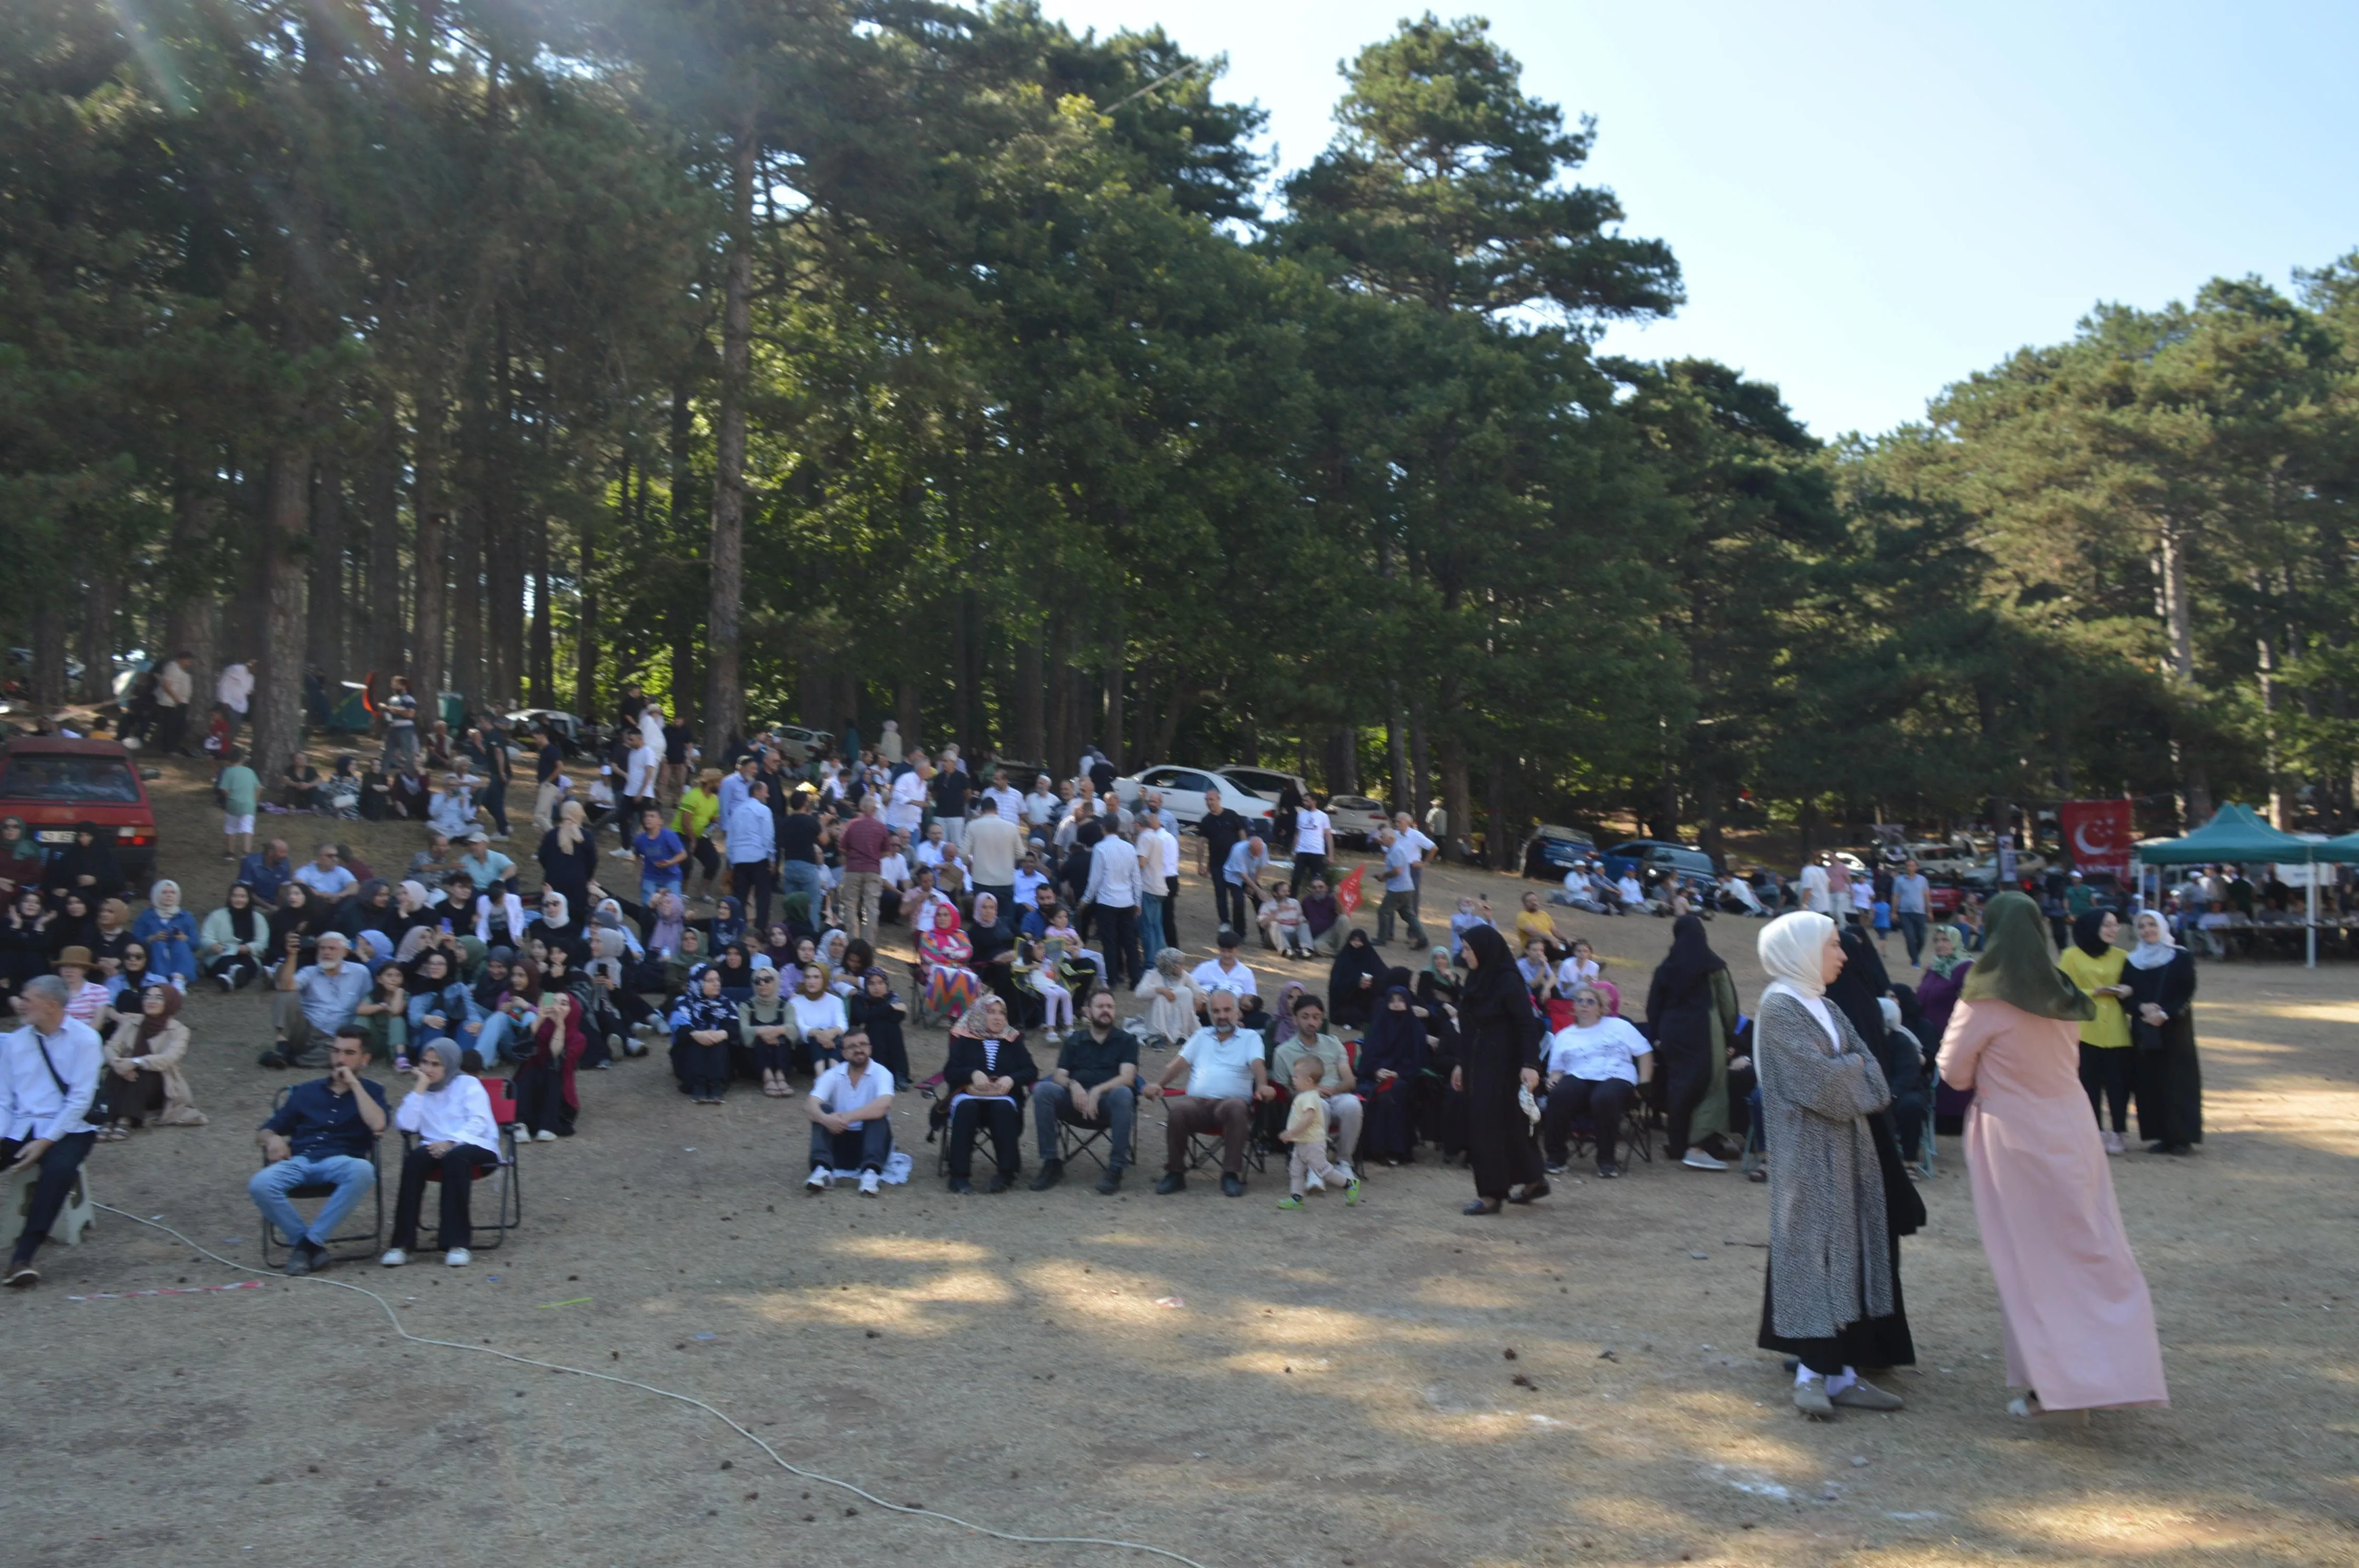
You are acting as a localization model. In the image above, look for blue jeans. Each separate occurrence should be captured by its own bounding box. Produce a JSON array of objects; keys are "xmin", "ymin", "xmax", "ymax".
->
[
  {"xmin": 1032, "ymin": 1080, "xmax": 1136, "ymax": 1169},
  {"xmin": 808, "ymin": 1117, "xmax": 892, "ymax": 1173},
  {"xmin": 642, "ymin": 876, "xmax": 683, "ymax": 907},
  {"xmin": 472, "ymin": 1008, "xmax": 538, "ymax": 1066},
  {"xmin": 1138, "ymin": 896, "xmax": 1166, "ymax": 965},
  {"xmin": 780, "ymin": 860, "xmax": 823, "ymax": 908},
  {"xmin": 248, "ymin": 1153, "xmax": 376, "ymax": 1247},
  {"xmin": 1897, "ymin": 911, "xmax": 1928, "ymax": 966}
]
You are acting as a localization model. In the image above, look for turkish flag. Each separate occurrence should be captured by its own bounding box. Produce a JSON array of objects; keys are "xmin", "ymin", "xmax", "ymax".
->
[
  {"xmin": 1334, "ymin": 864, "xmax": 1365, "ymax": 916},
  {"xmin": 2058, "ymin": 800, "xmax": 2134, "ymax": 879}
]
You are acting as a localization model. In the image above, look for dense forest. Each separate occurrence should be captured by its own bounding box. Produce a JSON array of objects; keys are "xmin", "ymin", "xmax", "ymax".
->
[{"xmin": 4, "ymin": 1, "xmax": 2356, "ymax": 860}]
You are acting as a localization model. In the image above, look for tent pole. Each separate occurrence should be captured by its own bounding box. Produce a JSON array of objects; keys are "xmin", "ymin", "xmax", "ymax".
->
[{"xmin": 2307, "ymin": 856, "xmax": 2318, "ymax": 970}]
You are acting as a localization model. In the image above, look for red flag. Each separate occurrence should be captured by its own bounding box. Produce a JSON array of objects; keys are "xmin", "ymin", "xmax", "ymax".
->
[
  {"xmin": 2058, "ymin": 800, "xmax": 2134, "ymax": 879},
  {"xmin": 1334, "ymin": 864, "xmax": 1365, "ymax": 916}
]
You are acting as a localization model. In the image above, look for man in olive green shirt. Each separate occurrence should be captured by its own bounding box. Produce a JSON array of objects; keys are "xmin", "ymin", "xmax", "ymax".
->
[{"xmin": 1269, "ymin": 994, "xmax": 1360, "ymax": 1184}]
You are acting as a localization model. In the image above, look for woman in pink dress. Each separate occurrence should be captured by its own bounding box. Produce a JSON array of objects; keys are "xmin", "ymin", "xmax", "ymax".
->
[{"xmin": 1937, "ymin": 892, "xmax": 2167, "ymax": 1416}]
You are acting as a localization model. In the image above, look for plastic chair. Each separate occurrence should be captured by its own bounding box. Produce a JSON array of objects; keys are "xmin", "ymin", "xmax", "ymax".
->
[{"xmin": 2, "ymin": 1158, "xmax": 94, "ymax": 1251}]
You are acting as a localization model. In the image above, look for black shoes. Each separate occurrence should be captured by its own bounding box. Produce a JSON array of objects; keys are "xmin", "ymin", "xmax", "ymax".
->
[
  {"xmin": 1097, "ymin": 1168, "xmax": 1124, "ymax": 1195},
  {"xmin": 283, "ymin": 1240, "xmax": 325, "ymax": 1277},
  {"xmin": 1507, "ymin": 1179, "xmax": 1550, "ymax": 1205},
  {"xmin": 1220, "ymin": 1173, "xmax": 1244, "ymax": 1198},
  {"xmin": 947, "ymin": 1175, "xmax": 975, "ymax": 1194},
  {"xmin": 985, "ymin": 1172, "xmax": 1012, "ymax": 1194},
  {"xmin": 1154, "ymin": 1171, "xmax": 1186, "ymax": 1195},
  {"xmin": 257, "ymin": 1050, "xmax": 288, "ymax": 1069},
  {"xmin": 1029, "ymin": 1159, "xmax": 1064, "ymax": 1192}
]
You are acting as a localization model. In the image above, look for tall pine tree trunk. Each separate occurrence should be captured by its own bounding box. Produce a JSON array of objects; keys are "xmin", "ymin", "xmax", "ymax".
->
[
  {"xmin": 250, "ymin": 448, "xmax": 312, "ymax": 781},
  {"xmin": 365, "ymin": 411, "xmax": 405, "ymax": 676},
  {"xmin": 529, "ymin": 516, "xmax": 553, "ymax": 707},
  {"xmin": 163, "ymin": 475, "xmax": 220, "ymax": 701},
  {"xmin": 575, "ymin": 510, "xmax": 599, "ymax": 719},
  {"xmin": 702, "ymin": 115, "xmax": 757, "ymax": 756},
  {"xmin": 79, "ymin": 572, "xmax": 119, "ymax": 704},
  {"xmin": 1014, "ymin": 632, "xmax": 1043, "ymax": 764},
  {"xmin": 452, "ymin": 517, "xmax": 483, "ymax": 712},
  {"xmin": 306, "ymin": 457, "xmax": 346, "ymax": 678},
  {"xmin": 412, "ymin": 402, "xmax": 448, "ymax": 699}
]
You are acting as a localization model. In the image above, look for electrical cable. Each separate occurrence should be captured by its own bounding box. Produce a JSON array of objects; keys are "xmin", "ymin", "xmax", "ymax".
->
[{"xmin": 93, "ymin": 1203, "xmax": 1216, "ymax": 1568}]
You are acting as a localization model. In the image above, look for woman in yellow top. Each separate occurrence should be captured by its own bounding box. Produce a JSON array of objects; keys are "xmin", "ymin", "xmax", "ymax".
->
[{"xmin": 2056, "ymin": 908, "xmax": 2134, "ymax": 1154}]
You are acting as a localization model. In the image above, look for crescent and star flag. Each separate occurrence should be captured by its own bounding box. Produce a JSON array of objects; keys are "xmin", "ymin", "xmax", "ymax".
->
[{"xmin": 2058, "ymin": 800, "xmax": 2134, "ymax": 879}]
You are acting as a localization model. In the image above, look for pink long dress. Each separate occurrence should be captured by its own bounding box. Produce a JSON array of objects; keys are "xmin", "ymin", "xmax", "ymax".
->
[{"xmin": 1937, "ymin": 998, "xmax": 2168, "ymax": 1410}]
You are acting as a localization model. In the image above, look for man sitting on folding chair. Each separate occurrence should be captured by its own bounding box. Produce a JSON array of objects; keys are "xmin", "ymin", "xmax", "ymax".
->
[
  {"xmin": 380, "ymin": 1041, "xmax": 502, "ymax": 1267},
  {"xmin": 1270, "ymin": 993, "xmax": 1361, "ymax": 1189},
  {"xmin": 805, "ymin": 1029, "xmax": 895, "ymax": 1196},
  {"xmin": 1147, "ymin": 988, "xmax": 1276, "ymax": 1197},
  {"xmin": 3, "ymin": 976, "xmax": 105, "ymax": 1290},
  {"xmin": 1028, "ymin": 988, "xmax": 1140, "ymax": 1195},
  {"xmin": 248, "ymin": 1027, "xmax": 387, "ymax": 1277}
]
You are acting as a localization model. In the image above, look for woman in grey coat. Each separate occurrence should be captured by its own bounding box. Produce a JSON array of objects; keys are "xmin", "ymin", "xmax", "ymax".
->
[{"xmin": 1752, "ymin": 910, "xmax": 1916, "ymax": 1417}]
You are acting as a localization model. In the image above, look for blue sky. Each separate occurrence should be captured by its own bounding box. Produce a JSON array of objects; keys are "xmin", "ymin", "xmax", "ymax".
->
[{"xmin": 1034, "ymin": 1, "xmax": 2359, "ymax": 439}]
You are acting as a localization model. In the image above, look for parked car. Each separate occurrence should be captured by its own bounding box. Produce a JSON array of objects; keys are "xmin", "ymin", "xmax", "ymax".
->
[
  {"xmin": 766, "ymin": 723, "xmax": 833, "ymax": 765},
  {"xmin": 1602, "ymin": 838, "xmax": 1717, "ymax": 880},
  {"xmin": 1216, "ymin": 765, "xmax": 1312, "ymax": 804},
  {"xmin": 0, "ymin": 737, "xmax": 160, "ymax": 886},
  {"xmin": 1521, "ymin": 824, "xmax": 1599, "ymax": 879},
  {"xmin": 1959, "ymin": 850, "xmax": 2051, "ymax": 889},
  {"xmin": 1326, "ymin": 793, "xmax": 1387, "ymax": 847},
  {"xmin": 505, "ymin": 709, "xmax": 602, "ymax": 760},
  {"xmin": 1111, "ymin": 765, "xmax": 1275, "ymax": 834}
]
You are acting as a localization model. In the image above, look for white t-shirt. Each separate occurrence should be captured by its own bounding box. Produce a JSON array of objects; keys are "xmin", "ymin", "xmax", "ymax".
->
[
  {"xmin": 888, "ymin": 769, "xmax": 928, "ymax": 833},
  {"xmin": 809, "ymin": 1060, "xmax": 893, "ymax": 1127},
  {"xmin": 789, "ymin": 992, "xmax": 849, "ymax": 1036},
  {"xmin": 1136, "ymin": 826, "xmax": 1175, "ymax": 895},
  {"xmin": 913, "ymin": 840, "xmax": 946, "ymax": 870},
  {"xmin": 1023, "ymin": 790, "xmax": 1059, "ymax": 827},
  {"xmin": 1396, "ymin": 825, "xmax": 1436, "ymax": 860},
  {"xmin": 1554, "ymin": 955, "xmax": 1600, "ymax": 991},
  {"xmin": 1176, "ymin": 1027, "xmax": 1263, "ymax": 1101},
  {"xmin": 1545, "ymin": 1018, "xmax": 1651, "ymax": 1085},
  {"xmin": 1294, "ymin": 809, "xmax": 1330, "ymax": 856},
  {"xmin": 624, "ymin": 746, "xmax": 657, "ymax": 799},
  {"xmin": 1189, "ymin": 958, "xmax": 1258, "ymax": 999},
  {"xmin": 877, "ymin": 852, "xmax": 910, "ymax": 889},
  {"xmin": 983, "ymin": 785, "xmax": 1025, "ymax": 822},
  {"xmin": 1798, "ymin": 864, "xmax": 1831, "ymax": 914}
]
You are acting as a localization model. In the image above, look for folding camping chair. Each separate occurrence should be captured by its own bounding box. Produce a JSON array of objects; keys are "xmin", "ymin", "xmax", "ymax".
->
[
  {"xmin": 257, "ymin": 1086, "xmax": 384, "ymax": 1266},
  {"xmin": 1051, "ymin": 1088, "xmax": 1139, "ymax": 1176},
  {"xmin": 397, "ymin": 1075, "xmax": 523, "ymax": 1251}
]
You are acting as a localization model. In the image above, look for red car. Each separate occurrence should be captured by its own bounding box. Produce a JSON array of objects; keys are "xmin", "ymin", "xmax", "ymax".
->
[{"xmin": 0, "ymin": 736, "xmax": 161, "ymax": 887}]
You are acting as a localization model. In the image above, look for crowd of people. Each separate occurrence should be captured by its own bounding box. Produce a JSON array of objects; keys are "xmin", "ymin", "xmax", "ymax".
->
[{"xmin": 0, "ymin": 704, "xmax": 2214, "ymax": 1434}]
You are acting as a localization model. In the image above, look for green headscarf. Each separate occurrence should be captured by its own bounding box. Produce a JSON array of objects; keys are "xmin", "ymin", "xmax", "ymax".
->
[
  {"xmin": 1959, "ymin": 891, "xmax": 2094, "ymax": 1021},
  {"xmin": 1923, "ymin": 923, "xmax": 1968, "ymax": 978}
]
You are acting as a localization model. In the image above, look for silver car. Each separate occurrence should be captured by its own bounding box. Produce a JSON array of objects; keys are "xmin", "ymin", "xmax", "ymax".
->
[{"xmin": 1112, "ymin": 765, "xmax": 1274, "ymax": 834}]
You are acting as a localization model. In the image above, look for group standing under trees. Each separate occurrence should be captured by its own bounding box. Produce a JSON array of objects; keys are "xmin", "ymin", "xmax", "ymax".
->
[{"xmin": 6, "ymin": 4, "xmax": 2359, "ymax": 851}]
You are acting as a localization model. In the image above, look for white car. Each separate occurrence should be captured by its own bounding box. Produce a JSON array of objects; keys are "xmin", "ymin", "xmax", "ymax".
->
[
  {"xmin": 1325, "ymin": 793, "xmax": 1387, "ymax": 846},
  {"xmin": 1112, "ymin": 765, "xmax": 1274, "ymax": 834},
  {"xmin": 1217, "ymin": 765, "xmax": 1311, "ymax": 803}
]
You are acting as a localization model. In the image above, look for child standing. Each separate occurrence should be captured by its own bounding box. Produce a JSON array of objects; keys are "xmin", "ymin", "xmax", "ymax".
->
[
  {"xmin": 1872, "ymin": 895, "xmax": 1894, "ymax": 950},
  {"xmin": 1276, "ymin": 1055, "xmax": 1360, "ymax": 1209}
]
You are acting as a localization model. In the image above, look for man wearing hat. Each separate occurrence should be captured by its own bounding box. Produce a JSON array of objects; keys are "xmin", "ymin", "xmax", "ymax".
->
[{"xmin": 460, "ymin": 832, "xmax": 518, "ymax": 896}]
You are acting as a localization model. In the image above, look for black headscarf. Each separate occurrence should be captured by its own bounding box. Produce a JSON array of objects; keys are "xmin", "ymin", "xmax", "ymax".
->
[
  {"xmin": 1456, "ymin": 924, "xmax": 1528, "ymax": 1021},
  {"xmin": 2071, "ymin": 907, "xmax": 2113, "ymax": 960},
  {"xmin": 223, "ymin": 882, "xmax": 261, "ymax": 943},
  {"xmin": 1655, "ymin": 914, "xmax": 1725, "ymax": 990},
  {"xmin": 1826, "ymin": 923, "xmax": 1893, "ymax": 1055},
  {"xmin": 1326, "ymin": 929, "xmax": 1387, "ymax": 1025},
  {"xmin": 1357, "ymin": 983, "xmax": 1426, "ymax": 1081}
]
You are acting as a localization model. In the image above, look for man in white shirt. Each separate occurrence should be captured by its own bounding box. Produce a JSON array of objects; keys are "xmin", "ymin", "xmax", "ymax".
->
[
  {"xmin": 805, "ymin": 1030, "xmax": 895, "ymax": 1195},
  {"xmin": 876, "ymin": 831, "xmax": 913, "ymax": 925},
  {"xmin": 1145, "ymin": 989, "xmax": 1274, "ymax": 1196},
  {"xmin": 623, "ymin": 731, "xmax": 659, "ymax": 818},
  {"xmin": 1613, "ymin": 870, "xmax": 1646, "ymax": 915},
  {"xmin": 1136, "ymin": 809, "xmax": 1177, "ymax": 959},
  {"xmin": 1189, "ymin": 928, "xmax": 1260, "ymax": 1007},
  {"xmin": 1012, "ymin": 848, "xmax": 1050, "ymax": 910},
  {"xmin": 887, "ymin": 750, "xmax": 931, "ymax": 836},
  {"xmin": 216, "ymin": 657, "xmax": 254, "ymax": 745},
  {"xmin": 1798, "ymin": 855, "xmax": 1833, "ymax": 916},
  {"xmin": 912, "ymin": 820, "xmax": 949, "ymax": 872},
  {"xmin": 1024, "ymin": 776, "xmax": 1060, "ymax": 829},
  {"xmin": 1391, "ymin": 810, "xmax": 1437, "ymax": 921},
  {"xmin": 1291, "ymin": 794, "xmax": 1333, "ymax": 893},
  {"xmin": 1081, "ymin": 821, "xmax": 1144, "ymax": 986},
  {"xmin": 154, "ymin": 651, "xmax": 196, "ymax": 755},
  {"xmin": 2, "ymin": 975, "xmax": 105, "ymax": 1287},
  {"xmin": 982, "ymin": 767, "xmax": 1025, "ymax": 826},
  {"xmin": 963, "ymin": 794, "xmax": 1024, "ymax": 914}
]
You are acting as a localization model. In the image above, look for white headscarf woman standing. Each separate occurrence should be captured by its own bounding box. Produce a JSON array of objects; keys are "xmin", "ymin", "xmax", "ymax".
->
[{"xmin": 1751, "ymin": 910, "xmax": 1910, "ymax": 1419}]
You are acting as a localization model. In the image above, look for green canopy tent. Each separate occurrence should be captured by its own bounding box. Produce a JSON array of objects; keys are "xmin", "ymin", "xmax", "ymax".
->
[{"xmin": 2136, "ymin": 803, "xmax": 2359, "ymax": 967}]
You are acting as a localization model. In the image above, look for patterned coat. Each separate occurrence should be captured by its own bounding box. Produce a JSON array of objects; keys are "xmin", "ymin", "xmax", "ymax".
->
[{"xmin": 1757, "ymin": 989, "xmax": 1893, "ymax": 1339}]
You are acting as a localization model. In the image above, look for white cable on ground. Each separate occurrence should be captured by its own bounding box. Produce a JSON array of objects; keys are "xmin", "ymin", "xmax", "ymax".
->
[{"xmin": 94, "ymin": 1203, "xmax": 1215, "ymax": 1568}]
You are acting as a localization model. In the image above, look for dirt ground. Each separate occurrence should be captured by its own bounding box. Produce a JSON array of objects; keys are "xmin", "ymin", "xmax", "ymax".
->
[{"xmin": 5, "ymin": 753, "xmax": 2356, "ymax": 1568}]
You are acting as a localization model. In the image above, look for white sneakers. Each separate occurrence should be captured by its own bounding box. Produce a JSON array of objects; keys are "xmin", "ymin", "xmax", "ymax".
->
[
  {"xmin": 858, "ymin": 1170, "xmax": 880, "ymax": 1196},
  {"xmin": 807, "ymin": 1167, "xmax": 833, "ymax": 1191},
  {"xmin": 445, "ymin": 1248, "xmax": 472, "ymax": 1266},
  {"xmin": 1681, "ymin": 1149, "xmax": 1728, "ymax": 1170},
  {"xmin": 534, "ymin": 1129, "xmax": 557, "ymax": 1142},
  {"xmin": 2101, "ymin": 1129, "xmax": 2125, "ymax": 1156},
  {"xmin": 379, "ymin": 1248, "xmax": 408, "ymax": 1267},
  {"xmin": 1304, "ymin": 1170, "xmax": 1325, "ymax": 1192}
]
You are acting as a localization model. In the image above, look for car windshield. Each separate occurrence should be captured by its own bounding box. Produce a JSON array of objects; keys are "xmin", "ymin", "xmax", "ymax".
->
[{"xmin": 3, "ymin": 754, "xmax": 140, "ymax": 803}]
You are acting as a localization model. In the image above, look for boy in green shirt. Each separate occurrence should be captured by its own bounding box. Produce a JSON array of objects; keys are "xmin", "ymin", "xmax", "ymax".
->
[{"xmin": 216, "ymin": 748, "xmax": 261, "ymax": 859}]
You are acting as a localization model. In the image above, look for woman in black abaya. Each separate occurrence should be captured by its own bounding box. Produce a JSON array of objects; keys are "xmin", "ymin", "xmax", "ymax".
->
[
  {"xmin": 1453, "ymin": 925, "xmax": 1547, "ymax": 1215},
  {"xmin": 1326, "ymin": 929, "xmax": 1387, "ymax": 1030},
  {"xmin": 2123, "ymin": 910, "xmax": 2202, "ymax": 1155},
  {"xmin": 1644, "ymin": 914, "xmax": 1735, "ymax": 1167}
]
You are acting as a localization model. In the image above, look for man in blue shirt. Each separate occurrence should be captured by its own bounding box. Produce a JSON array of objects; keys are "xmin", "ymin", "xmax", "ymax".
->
[
  {"xmin": 247, "ymin": 1028, "xmax": 387, "ymax": 1276},
  {"xmin": 261, "ymin": 930, "xmax": 373, "ymax": 1069},
  {"xmin": 725, "ymin": 778, "xmax": 777, "ymax": 929},
  {"xmin": 632, "ymin": 805, "xmax": 689, "ymax": 906},
  {"xmin": 237, "ymin": 838, "xmax": 296, "ymax": 907},
  {"xmin": 1374, "ymin": 828, "xmax": 1429, "ymax": 949}
]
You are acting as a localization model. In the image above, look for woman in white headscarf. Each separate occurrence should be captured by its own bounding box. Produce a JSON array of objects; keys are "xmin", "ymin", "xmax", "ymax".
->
[
  {"xmin": 132, "ymin": 880, "xmax": 200, "ymax": 987},
  {"xmin": 1752, "ymin": 910, "xmax": 1913, "ymax": 1419},
  {"xmin": 2122, "ymin": 910, "xmax": 2201, "ymax": 1155}
]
